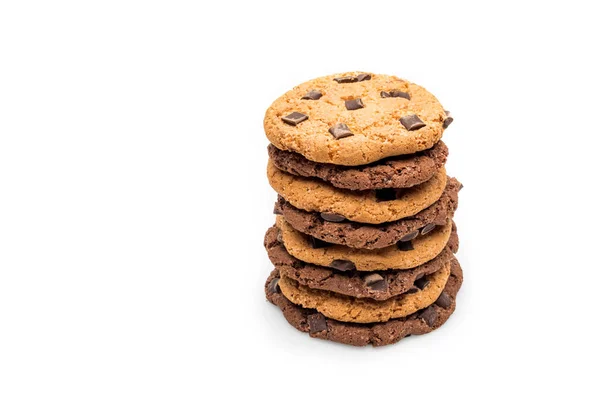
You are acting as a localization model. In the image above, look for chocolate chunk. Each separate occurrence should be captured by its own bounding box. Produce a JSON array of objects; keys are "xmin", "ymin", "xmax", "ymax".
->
[
  {"xmin": 345, "ymin": 98, "xmax": 365, "ymax": 111},
  {"xmin": 420, "ymin": 223, "xmax": 437, "ymax": 235},
  {"xmin": 267, "ymin": 278, "xmax": 280, "ymax": 294},
  {"xmin": 356, "ymin": 73, "xmax": 371, "ymax": 82},
  {"xmin": 364, "ymin": 273, "xmax": 388, "ymax": 291},
  {"xmin": 334, "ymin": 76, "xmax": 358, "ymax": 83},
  {"xmin": 282, "ymin": 112, "xmax": 308, "ymax": 126},
  {"xmin": 435, "ymin": 292, "xmax": 451, "ymax": 309},
  {"xmin": 309, "ymin": 236, "xmax": 332, "ymax": 249},
  {"xmin": 420, "ymin": 307, "xmax": 437, "ymax": 327},
  {"xmin": 400, "ymin": 114, "xmax": 426, "ymax": 131},
  {"xmin": 301, "ymin": 90, "xmax": 323, "ymax": 100},
  {"xmin": 399, "ymin": 231, "xmax": 419, "ymax": 242},
  {"xmin": 330, "ymin": 259, "xmax": 356, "ymax": 271},
  {"xmin": 273, "ymin": 201, "xmax": 283, "ymax": 215},
  {"xmin": 415, "ymin": 273, "xmax": 425, "ymax": 280},
  {"xmin": 415, "ymin": 276, "xmax": 429, "ymax": 290},
  {"xmin": 375, "ymin": 188, "xmax": 397, "ymax": 202},
  {"xmin": 443, "ymin": 110, "xmax": 454, "ymax": 129},
  {"xmin": 458, "ymin": 183, "xmax": 464, "ymax": 192},
  {"xmin": 320, "ymin": 212, "xmax": 346, "ymax": 222},
  {"xmin": 329, "ymin": 123, "xmax": 354, "ymax": 139},
  {"xmin": 307, "ymin": 313, "xmax": 327, "ymax": 333},
  {"xmin": 396, "ymin": 240, "xmax": 414, "ymax": 251},
  {"xmin": 381, "ymin": 90, "xmax": 410, "ymax": 100},
  {"xmin": 405, "ymin": 287, "xmax": 419, "ymax": 294}
]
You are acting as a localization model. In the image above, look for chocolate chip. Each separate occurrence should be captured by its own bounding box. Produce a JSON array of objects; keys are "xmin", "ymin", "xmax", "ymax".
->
[
  {"xmin": 443, "ymin": 110, "xmax": 454, "ymax": 129},
  {"xmin": 267, "ymin": 278, "xmax": 280, "ymax": 294},
  {"xmin": 435, "ymin": 292, "xmax": 451, "ymax": 309},
  {"xmin": 334, "ymin": 76, "xmax": 358, "ymax": 83},
  {"xmin": 399, "ymin": 231, "xmax": 419, "ymax": 242},
  {"xmin": 364, "ymin": 273, "xmax": 388, "ymax": 291},
  {"xmin": 405, "ymin": 287, "xmax": 419, "ymax": 294},
  {"xmin": 320, "ymin": 212, "xmax": 346, "ymax": 222},
  {"xmin": 396, "ymin": 241, "xmax": 414, "ymax": 251},
  {"xmin": 400, "ymin": 114, "xmax": 426, "ymax": 131},
  {"xmin": 345, "ymin": 98, "xmax": 365, "ymax": 110},
  {"xmin": 273, "ymin": 201, "xmax": 283, "ymax": 215},
  {"xmin": 329, "ymin": 259, "xmax": 356, "ymax": 271},
  {"xmin": 276, "ymin": 231, "xmax": 283, "ymax": 244},
  {"xmin": 282, "ymin": 112, "xmax": 308, "ymax": 126},
  {"xmin": 307, "ymin": 313, "xmax": 327, "ymax": 333},
  {"xmin": 381, "ymin": 90, "xmax": 410, "ymax": 100},
  {"xmin": 329, "ymin": 123, "xmax": 354, "ymax": 139},
  {"xmin": 301, "ymin": 90, "xmax": 323, "ymax": 100},
  {"xmin": 356, "ymin": 73, "xmax": 371, "ymax": 82},
  {"xmin": 458, "ymin": 183, "xmax": 464, "ymax": 192},
  {"xmin": 375, "ymin": 188, "xmax": 397, "ymax": 202},
  {"xmin": 415, "ymin": 276, "xmax": 429, "ymax": 290},
  {"xmin": 420, "ymin": 307, "xmax": 437, "ymax": 327},
  {"xmin": 309, "ymin": 236, "xmax": 332, "ymax": 249},
  {"xmin": 420, "ymin": 223, "xmax": 437, "ymax": 235}
]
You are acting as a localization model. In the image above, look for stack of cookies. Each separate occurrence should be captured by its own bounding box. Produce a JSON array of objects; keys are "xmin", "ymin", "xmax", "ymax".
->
[{"xmin": 263, "ymin": 72, "xmax": 462, "ymax": 347}]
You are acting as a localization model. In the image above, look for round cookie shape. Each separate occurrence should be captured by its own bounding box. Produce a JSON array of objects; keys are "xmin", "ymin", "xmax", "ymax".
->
[
  {"xmin": 267, "ymin": 141, "xmax": 448, "ymax": 191},
  {"xmin": 264, "ymin": 72, "xmax": 448, "ymax": 166},
  {"xmin": 279, "ymin": 263, "xmax": 451, "ymax": 324},
  {"xmin": 268, "ymin": 161, "xmax": 447, "ymax": 224},
  {"xmin": 277, "ymin": 177, "xmax": 460, "ymax": 249},
  {"xmin": 276, "ymin": 216, "xmax": 452, "ymax": 271},
  {"xmin": 264, "ymin": 224, "xmax": 458, "ymax": 301},
  {"xmin": 264, "ymin": 258, "xmax": 463, "ymax": 347}
]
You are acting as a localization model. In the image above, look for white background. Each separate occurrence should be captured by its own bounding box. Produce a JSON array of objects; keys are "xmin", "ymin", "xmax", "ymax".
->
[{"xmin": 1, "ymin": 1, "xmax": 599, "ymax": 399}]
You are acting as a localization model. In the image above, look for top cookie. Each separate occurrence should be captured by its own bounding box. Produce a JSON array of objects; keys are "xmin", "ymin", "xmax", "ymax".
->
[{"xmin": 264, "ymin": 72, "xmax": 451, "ymax": 166}]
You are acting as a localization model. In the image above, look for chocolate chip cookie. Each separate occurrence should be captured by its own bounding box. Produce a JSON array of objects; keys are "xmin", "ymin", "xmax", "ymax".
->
[{"xmin": 264, "ymin": 72, "xmax": 451, "ymax": 166}]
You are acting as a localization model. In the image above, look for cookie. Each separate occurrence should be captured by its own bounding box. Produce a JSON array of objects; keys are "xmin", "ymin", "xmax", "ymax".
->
[
  {"xmin": 267, "ymin": 141, "xmax": 448, "ymax": 191},
  {"xmin": 268, "ymin": 161, "xmax": 447, "ymax": 224},
  {"xmin": 264, "ymin": 72, "xmax": 450, "ymax": 166},
  {"xmin": 264, "ymin": 257, "xmax": 463, "ymax": 346},
  {"xmin": 276, "ymin": 216, "xmax": 453, "ymax": 271},
  {"xmin": 279, "ymin": 262, "xmax": 450, "ymax": 324},
  {"xmin": 277, "ymin": 177, "xmax": 460, "ymax": 249},
  {"xmin": 265, "ymin": 224, "xmax": 457, "ymax": 301}
]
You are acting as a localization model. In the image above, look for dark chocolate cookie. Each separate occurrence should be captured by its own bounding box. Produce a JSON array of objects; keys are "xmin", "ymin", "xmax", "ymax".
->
[
  {"xmin": 268, "ymin": 141, "xmax": 448, "ymax": 191},
  {"xmin": 264, "ymin": 257, "xmax": 463, "ymax": 347},
  {"xmin": 277, "ymin": 177, "xmax": 461, "ymax": 249},
  {"xmin": 265, "ymin": 225, "xmax": 458, "ymax": 301}
]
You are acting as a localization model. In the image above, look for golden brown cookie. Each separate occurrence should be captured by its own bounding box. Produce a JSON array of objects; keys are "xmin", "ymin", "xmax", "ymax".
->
[
  {"xmin": 264, "ymin": 72, "xmax": 450, "ymax": 166},
  {"xmin": 279, "ymin": 263, "xmax": 451, "ymax": 323},
  {"xmin": 276, "ymin": 216, "xmax": 452, "ymax": 271},
  {"xmin": 268, "ymin": 161, "xmax": 447, "ymax": 224}
]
